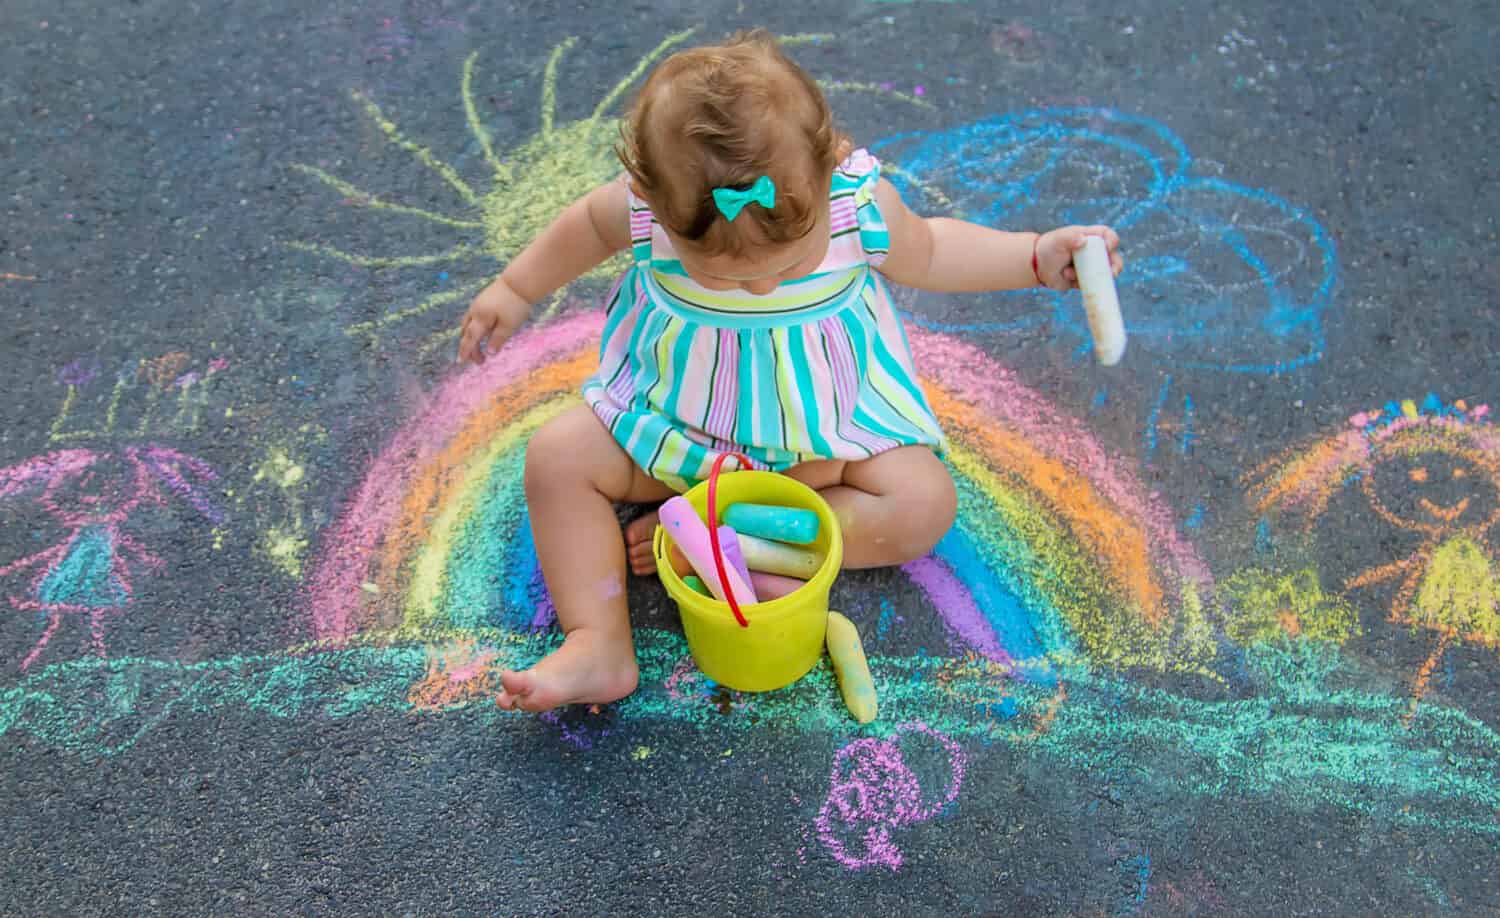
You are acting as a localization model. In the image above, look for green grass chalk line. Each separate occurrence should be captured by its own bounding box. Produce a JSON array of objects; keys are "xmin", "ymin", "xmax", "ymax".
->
[{"xmin": 2, "ymin": 632, "xmax": 1497, "ymax": 837}]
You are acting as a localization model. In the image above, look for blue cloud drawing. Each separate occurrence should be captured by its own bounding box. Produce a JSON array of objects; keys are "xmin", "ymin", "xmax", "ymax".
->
[{"xmin": 872, "ymin": 108, "xmax": 1337, "ymax": 374}]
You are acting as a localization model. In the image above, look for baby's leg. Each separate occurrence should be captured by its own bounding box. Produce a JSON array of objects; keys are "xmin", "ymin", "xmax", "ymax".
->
[
  {"xmin": 500, "ymin": 404, "xmax": 676, "ymax": 712},
  {"xmin": 789, "ymin": 446, "xmax": 956, "ymax": 569}
]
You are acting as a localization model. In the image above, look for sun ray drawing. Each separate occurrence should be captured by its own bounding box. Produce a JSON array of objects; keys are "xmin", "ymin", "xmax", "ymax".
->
[
  {"xmin": 287, "ymin": 29, "xmax": 704, "ymax": 350},
  {"xmin": 287, "ymin": 30, "xmax": 934, "ymax": 351}
]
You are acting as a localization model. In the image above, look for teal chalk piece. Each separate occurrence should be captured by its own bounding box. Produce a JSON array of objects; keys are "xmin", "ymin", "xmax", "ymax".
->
[{"xmin": 723, "ymin": 502, "xmax": 820, "ymax": 545}]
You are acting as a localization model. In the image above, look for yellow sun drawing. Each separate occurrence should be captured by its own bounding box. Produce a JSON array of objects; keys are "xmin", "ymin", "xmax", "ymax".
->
[{"xmin": 288, "ymin": 30, "xmax": 935, "ymax": 354}]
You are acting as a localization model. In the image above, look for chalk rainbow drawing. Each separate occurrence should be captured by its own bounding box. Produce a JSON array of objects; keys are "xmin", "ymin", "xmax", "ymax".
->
[
  {"xmin": 301, "ymin": 310, "xmax": 1213, "ymax": 679},
  {"xmin": 1249, "ymin": 395, "xmax": 1500, "ymax": 715},
  {"xmin": 9, "ymin": 313, "xmax": 1494, "ymax": 838},
  {"xmin": 0, "ymin": 446, "xmax": 224, "ymax": 670}
]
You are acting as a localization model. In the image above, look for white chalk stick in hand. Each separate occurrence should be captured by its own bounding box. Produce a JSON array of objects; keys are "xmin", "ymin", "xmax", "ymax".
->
[{"xmin": 1073, "ymin": 235, "xmax": 1126, "ymax": 366}]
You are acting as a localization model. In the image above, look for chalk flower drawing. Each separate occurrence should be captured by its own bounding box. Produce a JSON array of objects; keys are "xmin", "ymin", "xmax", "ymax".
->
[
  {"xmin": 872, "ymin": 108, "xmax": 1337, "ymax": 376},
  {"xmin": 50, "ymin": 351, "xmax": 229, "ymax": 444},
  {"xmin": 816, "ymin": 723, "xmax": 966, "ymax": 871},
  {"xmin": 1249, "ymin": 395, "xmax": 1500, "ymax": 713},
  {"xmin": 0, "ymin": 447, "xmax": 224, "ymax": 670},
  {"xmin": 288, "ymin": 29, "xmax": 699, "ymax": 345}
]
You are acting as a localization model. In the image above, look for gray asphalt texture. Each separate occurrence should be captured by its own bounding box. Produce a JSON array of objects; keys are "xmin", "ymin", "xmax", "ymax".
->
[{"xmin": 2, "ymin": 0, "xmax": 1499, "ymax": 915}]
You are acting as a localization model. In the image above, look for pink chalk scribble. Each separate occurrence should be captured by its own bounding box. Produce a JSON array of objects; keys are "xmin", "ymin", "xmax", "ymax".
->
[
  {"xmin": 0, "ymin": 446, "xmax": 223, "ymax": 670},
  {"xmin": 816, "ymin": 723, "xmax": 967, "ymax": 870}
]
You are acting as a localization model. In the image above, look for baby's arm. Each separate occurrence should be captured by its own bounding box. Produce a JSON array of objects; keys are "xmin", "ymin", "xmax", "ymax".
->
[
  {"xmin": 458, "ymin": 178, "xmax": 631, "ymax": 364},
  {"xmin": 871, "ymin": 179, "xmax": 1122, "ymax": 293}
]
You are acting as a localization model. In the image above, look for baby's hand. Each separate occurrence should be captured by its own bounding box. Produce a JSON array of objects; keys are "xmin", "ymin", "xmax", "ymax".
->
[
  {"xmin": 1034, "ymin": 225, "xmax": 1123, "ymax": 291},
  {"xmin": 457, "ymin": 279, "xmax": 531, "ymax": 365}
]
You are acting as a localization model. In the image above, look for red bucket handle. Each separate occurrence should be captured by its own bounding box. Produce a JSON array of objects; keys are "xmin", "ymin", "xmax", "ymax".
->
[{"xmin": 705, "ymin": 451, "xmax": 753, "ymax": 628}]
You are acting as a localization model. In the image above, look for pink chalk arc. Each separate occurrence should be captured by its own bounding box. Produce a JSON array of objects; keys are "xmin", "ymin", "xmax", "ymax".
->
[{"xmin": 303, "ymin": 311, "xmax": 1209, "ymax": 674}]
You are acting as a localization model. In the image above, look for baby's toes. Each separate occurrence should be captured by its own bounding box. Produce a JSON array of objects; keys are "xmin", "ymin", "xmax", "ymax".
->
[
  {"xmin": 623, "ymin": 511, "xmax": 660, "ymax": 548},
  {"xmin": 629, "ymin": 544, "xmax": 656, "ymax": 577}
]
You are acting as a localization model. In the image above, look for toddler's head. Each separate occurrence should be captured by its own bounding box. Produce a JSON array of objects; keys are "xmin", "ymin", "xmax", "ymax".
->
[{"xmin": 618, "ymin": 30, "xmax": 848, "ymax": 288}]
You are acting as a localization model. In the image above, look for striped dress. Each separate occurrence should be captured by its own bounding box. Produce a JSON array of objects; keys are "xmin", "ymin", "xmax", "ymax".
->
[{"xmin": 582, "ymin": 149, "xmax": 945, "ymax": 492}]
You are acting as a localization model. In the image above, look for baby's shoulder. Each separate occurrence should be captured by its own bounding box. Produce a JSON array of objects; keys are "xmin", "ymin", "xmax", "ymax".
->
[{"xmin": 832, "ymin": 146, "xmax": 881, "ymax": 184}]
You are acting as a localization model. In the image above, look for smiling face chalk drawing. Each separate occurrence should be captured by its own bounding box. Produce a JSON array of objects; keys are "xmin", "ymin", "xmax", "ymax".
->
[{"xmin": 1249, "ymin": 395, "xmax": 1500, "ymax": 713}]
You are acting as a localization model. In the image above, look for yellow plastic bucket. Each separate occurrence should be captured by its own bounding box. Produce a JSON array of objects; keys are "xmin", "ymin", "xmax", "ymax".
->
[{"xmin": 654, "ymin": 469, "xmax": 843, "ymax": 692}]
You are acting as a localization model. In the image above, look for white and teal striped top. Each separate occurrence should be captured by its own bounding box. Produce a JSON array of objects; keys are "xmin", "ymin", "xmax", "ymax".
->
[{"xmin": 582, "ymin": 149, "xmax": 945, "ymax": 491}]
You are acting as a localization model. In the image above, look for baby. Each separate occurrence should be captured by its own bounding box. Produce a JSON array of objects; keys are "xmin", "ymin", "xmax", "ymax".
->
[{"xmin": 458, "ymin": 30, "xmax": 1122, "ymax": 712}]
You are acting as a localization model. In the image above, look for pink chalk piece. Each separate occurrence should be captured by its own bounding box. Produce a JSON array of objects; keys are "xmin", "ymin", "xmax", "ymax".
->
[
  {"xmin": 659, "ymin": 497, "xmax": 756, "ymax": 606},
  {"xmin": 716, "ymin": 527, "xmax": 756, "ymax": 598},
  {"xmin": 749, "ymin": 571, "xmax": 806, "ymax": 600}
]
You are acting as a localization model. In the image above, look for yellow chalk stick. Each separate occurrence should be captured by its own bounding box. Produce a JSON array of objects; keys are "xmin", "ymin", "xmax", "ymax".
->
[
  {"xmin": 738, "ymin": 532, "xmax": 823, "ymax": 578},
  {"xmin": 825, "ymin": 610, "xmax": 877, "ymax": 724}
]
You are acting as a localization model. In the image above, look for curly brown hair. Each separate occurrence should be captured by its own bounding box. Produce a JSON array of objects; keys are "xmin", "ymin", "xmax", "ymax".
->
[{"xmin": 616, "ymin": 29, "xmax": 849, "ymax": 259}]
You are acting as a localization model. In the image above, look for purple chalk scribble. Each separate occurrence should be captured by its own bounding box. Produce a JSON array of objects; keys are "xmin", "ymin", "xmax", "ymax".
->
[
  {"xmin": 57, "ymin": 358, "xmax": 100, "ymax": 388},
  {"xmin": 540, "ymin": 706, "xmax": 613, "ymax": 750},
  {"xmin": 815, "ymin": 723, "xmax": 967, "ymax": 870}
]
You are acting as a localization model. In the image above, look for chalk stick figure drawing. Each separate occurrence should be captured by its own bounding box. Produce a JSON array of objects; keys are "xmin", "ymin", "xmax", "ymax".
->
[
  {"xmin": 287, "ymin": 29, "xmax": 930, "ymax": 355},
  {"xmin": 1248, "ymin": 395, "xmax": 1500, "ymax": 717},
  {"xmin": 816, "ymin": 722, "xmax": 966, "ymax": 871},
  {"xmin": 0, "ymin": 446, "xmax": 224, "ymax": 670}
]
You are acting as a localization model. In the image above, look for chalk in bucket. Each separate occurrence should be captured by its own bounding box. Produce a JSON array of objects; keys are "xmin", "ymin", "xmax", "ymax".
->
[
  {"xmin": 654, "ymin": 453, "xmax": 844, "ymax": 693},
  {"xmin": 736, "ymin": 532, "xmax": 823, "ymax": 579},
  {"xmin": 724, "ymin": 502, "xmax": 820, "ymax": 545},
  {"xmin": 658, "ymin": 496, "xmax": 757, "ymax": 605}
]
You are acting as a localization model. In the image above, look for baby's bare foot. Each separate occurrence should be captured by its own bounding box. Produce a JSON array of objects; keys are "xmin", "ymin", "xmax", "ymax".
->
[
  {"xmin": 496, "ymin": 628, "xmax": 639, "ymax": 713},
  {"xmin": 625, "ymin": 511, "xmax": 661, "ymax": 577},
  {"xmin": 625, "ymin": 511, "xmax": 695, "ymax": 578}
]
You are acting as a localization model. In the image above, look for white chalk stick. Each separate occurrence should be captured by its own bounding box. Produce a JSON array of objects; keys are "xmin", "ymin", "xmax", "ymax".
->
[{"xmin": 1073, "ymin": 235, "xmax": 1126, "ymax": 366}]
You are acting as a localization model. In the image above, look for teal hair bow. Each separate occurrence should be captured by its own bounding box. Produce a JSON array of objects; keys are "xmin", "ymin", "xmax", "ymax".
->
[{"xmin": 711, "ymin": 175, "xmax": 776, "ymax": 221}]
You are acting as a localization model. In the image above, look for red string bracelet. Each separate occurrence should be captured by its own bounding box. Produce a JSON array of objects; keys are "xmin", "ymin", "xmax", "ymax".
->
[{"xmin": 1031, "ymin": 233, "xmax": 1044, "ymax": 287}]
